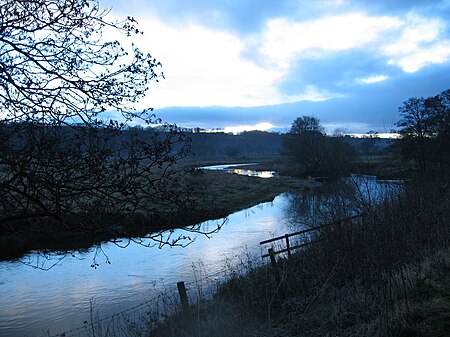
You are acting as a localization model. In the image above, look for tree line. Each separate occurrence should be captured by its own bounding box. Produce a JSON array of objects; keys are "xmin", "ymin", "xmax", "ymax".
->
[
  {"xmin": 283, "ymin": 88, "xmax": 449, "ymax": 179},
  {"xmin": 395, "ymin": 89, "xmax": 449, "ymax": 175},
  {"xmin": 187, "ymin": 130, "xmax": 283, "ymax": 158}
]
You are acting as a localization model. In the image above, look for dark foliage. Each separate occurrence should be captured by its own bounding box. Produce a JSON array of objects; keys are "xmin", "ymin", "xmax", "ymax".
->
[
  {"xmin": 0, "ymin": 0, "xmax": 190, "ymax": 252},
  {"xmin": 283, "ymin": 116, "xmax": 355, "ymax": 177},
  {"xmin": 395, "ymin": 89, "xmax": 450, "ymax": 175}
]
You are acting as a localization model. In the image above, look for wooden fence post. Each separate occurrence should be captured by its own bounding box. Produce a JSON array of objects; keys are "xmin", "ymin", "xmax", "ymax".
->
[
  {"xmin": 177, "ymin": 281, "xmax": 194, "ymax": 335},
  {"xmin": 268, "ymin": 248, "xmax": 285, "ymax": 298},
  {"xmin": 285, "ymin": 234, "xmax": 291, "ymax": 258}
]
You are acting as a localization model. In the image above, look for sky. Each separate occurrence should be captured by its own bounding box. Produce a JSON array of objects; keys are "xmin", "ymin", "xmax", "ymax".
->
[{"xmin": 104, "ymin": 0, "xmax": 450, "ymax": 133}]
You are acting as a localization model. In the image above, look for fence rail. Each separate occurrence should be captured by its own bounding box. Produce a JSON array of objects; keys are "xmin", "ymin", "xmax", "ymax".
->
[
  {"xmin": 260, "ymin": 213, "xmax": 366, "ymax": 258},
  {"xmin": 49, "ymin": 213, "xmax": 366, "ymax": 337}
]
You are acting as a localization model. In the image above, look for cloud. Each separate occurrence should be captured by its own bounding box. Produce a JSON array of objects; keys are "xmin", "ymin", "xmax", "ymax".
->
[
  {"xmin": 110, "ymin": 16, "xmax": 340, "ymax": 109},
  {"xmin": 126, "ymin": 19, "xmax": 282, "ymax": 108},
  {"xmin": 258, "ymin": 11, "xmax": 450, "ymax": 74},
  {"xmin": 128, "ymin": 11, "xmax": 450, "ymax": 110},
  {"xmin": 106, "ymin": 0, "xmax": 300, "ymax": 33},
  {"xmin": 382, "ymin": 14, "xmax": 450, "ymax": 72},
  {"xmin": 256, "ymin": 9, "xmax": 450, "ymax": 100},
  {"xmin": 357, "ymin": 75, "xmax": 389, "ymax": 84},
  {"xmin": 259, "ymin": 13, "xmax": 402, "ymax": 70},
  {"xmin": 155, "ymin": 61, "xmax": 450, "ymax": 133},
  {"xmin": 103, "ymin": 0, "xmax": 450, "ymax": 133},
  {"xmin": 389, "ymin": 41, "xmax": 450, "ymax": 72},
  {"xmin": 356, "ymin": 0, "xmax": 450, "ymax": 15},
  {"xmin": 276, "ymin": 50, "xmax": 393, "ymax": 96}
]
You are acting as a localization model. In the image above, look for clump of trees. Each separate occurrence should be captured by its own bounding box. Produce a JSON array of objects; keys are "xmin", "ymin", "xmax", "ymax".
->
[
  {"xmin": 395, "ymin": 89, "xmax": 449, "ymax": 175},
  {"xmin": 283, "ymin": 116, "xmax": 355, "ymax": 178},
  {"xmin": 0, "ymin": 0, "xmax": 190, "ymax": 250}
]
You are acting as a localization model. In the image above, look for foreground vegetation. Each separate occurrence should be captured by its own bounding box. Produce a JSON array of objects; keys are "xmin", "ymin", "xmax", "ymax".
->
[
  {"xmin": 145, "ymin": 90, "xmax": 449, "ymax": 337},
  {"xmin": 149, "ymin": 177, "xmax": 449, "ymax": 337}
]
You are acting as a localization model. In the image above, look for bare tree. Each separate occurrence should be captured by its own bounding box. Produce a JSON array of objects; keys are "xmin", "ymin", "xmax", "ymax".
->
[
  {"xmin": 289, "ymin": 116, "xmax": 324, "ymax": 134},
  {"xmin": 395, "ymin": 97, "xmax": 432, "ymax": 172},
  {"xmin": 283, "ymin": 116, "xmax": 325, "ymax": 175},
  {"xmin": 396, "ymin": 91, "xmax": 449, "ymax": 173},
  {"xmin": 283, "ymin": 116, "xmax": 354, "ymax": 177},
  {"xmin": 0, "ymin": 0, "xmax": 192, "ymax": 258}
]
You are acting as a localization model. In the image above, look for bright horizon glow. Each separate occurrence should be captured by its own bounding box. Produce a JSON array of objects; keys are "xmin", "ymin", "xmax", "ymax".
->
[
  {"xmin": 223, "ymin": 122, "xmax": 274, "ymax": 134},
  {"xmin": 348, "ymin": 133, "xmax": 400, "ymax": 139}
]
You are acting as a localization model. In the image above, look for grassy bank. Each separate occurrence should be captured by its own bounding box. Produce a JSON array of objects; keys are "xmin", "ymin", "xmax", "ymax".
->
[
  {"xmin": 148, "ymin": 178, "xmax": 449, "ymax": 337},
  {"xmin": 0, "ymin": 165, "xmax": 315, "ymax": 261},
  {"xmin": 171, "ymin": 168, "xmax": 316, "ymax": 218},
  {"xmin": 0, "ymin": 153, "xmax": 413, "ymax": 260},
  {"xmin": 351, "ymin": 154, "xmax": 415, "ymax": 179}
]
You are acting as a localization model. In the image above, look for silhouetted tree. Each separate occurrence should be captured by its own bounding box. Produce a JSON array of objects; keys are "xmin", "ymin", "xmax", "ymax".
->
[
  {"xmin": 283, "ymin": 116, "xmax": 354, "ymax": 177},
  {"xmin": 396, "ymin": 97, "xmax": 433, "ymax": 172},
  {"xmin": 0, "ymin": 0, "xmax": 191, "ymax": 254},
  {"xmin": 425, "ymin": 90, "xmax": 450, "ymax": 167},
  {"xmin": 395, "ymin": 90, "xmax": 449, "ymax": 174},
  {"xmin": 284, "ymin": 116, "xmax": 325, "ymax": 175},
  {"xmin": 290, "ymin": 116, "xmax": 324, "ymax": 134}
]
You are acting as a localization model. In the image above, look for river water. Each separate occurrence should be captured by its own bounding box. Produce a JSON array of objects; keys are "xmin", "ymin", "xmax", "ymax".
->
[{"xmin": 0, "ymin": 166, "xmax": 400, "ymax": 337}]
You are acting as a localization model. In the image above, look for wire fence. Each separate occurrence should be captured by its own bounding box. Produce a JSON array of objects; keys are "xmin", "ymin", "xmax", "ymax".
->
[
  {"xmin": 46, "ymin": 251, "xmax": 267, "ymax": 337},
  {"xmin": 43, "ymin": 215, "xmax": 365, "ymax": 337}
]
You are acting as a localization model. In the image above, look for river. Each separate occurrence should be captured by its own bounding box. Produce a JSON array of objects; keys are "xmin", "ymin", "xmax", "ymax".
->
[{"xmin": 0, "ymin": 166, "xmax": 400, "ymax": 337}]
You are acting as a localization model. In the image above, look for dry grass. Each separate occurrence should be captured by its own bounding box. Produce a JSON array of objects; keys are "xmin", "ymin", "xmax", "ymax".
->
[
  {"xmin": 61, "ymin": 177, "xmax": 449, "ymax": 337},
  {"xmin": 148, "ymin": 177, "xmax": 449, "ymax": 337}
]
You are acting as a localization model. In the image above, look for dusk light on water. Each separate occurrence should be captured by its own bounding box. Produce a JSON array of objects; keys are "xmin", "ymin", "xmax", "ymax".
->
[{"xmin": 0, "ymin": 1, "xmax": 448, "ymax": 336}]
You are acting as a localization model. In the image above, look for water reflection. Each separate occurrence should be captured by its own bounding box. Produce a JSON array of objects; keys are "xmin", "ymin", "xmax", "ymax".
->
[
  {"xmin": 229, "ymin": 169, "xmax": 277, "ymax": 178},
  {"xmin": 0, "ymin": 172, "xmax": 402, "ymax": 337},
  {"xmin": 285, "ymin": 175, "xmax": 403, "ymax": 227},
  {"xmin": 199, "ymin": 163, "xmax": 277, "ymax": 178},
  {"xmin": 0, "ymin": 194, "xmax": 292, "ymax": 337}
]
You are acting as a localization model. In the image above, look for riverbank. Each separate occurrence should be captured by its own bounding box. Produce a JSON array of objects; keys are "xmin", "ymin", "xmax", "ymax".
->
[
  {"xmin": 0, "ymin": 166, "xmax": 318, "ymax": 261},
  {"xmin": 0, "ymin": 153, "xmax": 422, "ymax": 261},
  {"xmin": 351, "ymin": 154, "xmax": 415, "ymax": 179},
  {"xmin": 149, "ymin": 178, "xmax": 450, "ymax": 337}
]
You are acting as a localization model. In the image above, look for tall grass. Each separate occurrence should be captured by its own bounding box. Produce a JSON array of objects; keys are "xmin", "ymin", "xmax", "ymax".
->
[
  {"xmin": 68, "ymin": 177, "xmax": 449, "ymax": 337},
  {"xmin": 150, "ymin": 177, "xmax": 449, "ymax": 337}
]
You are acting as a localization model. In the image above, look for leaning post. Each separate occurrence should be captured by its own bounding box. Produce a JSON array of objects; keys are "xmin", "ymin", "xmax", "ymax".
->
[
  {"xmin": 177, "ymin": 281, "xmax": 194, "ymax": 335},
  {"xmin": 268, "ymin": 248, "xmax": 285, "ymax": 299}
]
